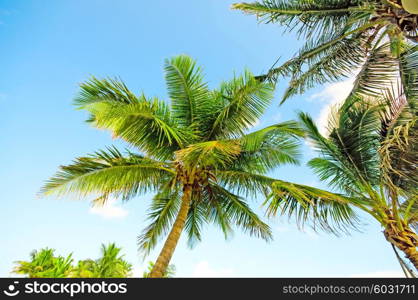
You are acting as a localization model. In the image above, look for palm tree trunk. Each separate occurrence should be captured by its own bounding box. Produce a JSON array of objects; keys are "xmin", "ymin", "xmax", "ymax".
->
[
  {"xmin": 149, "ymin": 185, "xmax": 192, "ymax": 278},
  {"xmin": 384, "ymin": 224, "xmax": 418, "ymax": 271}
]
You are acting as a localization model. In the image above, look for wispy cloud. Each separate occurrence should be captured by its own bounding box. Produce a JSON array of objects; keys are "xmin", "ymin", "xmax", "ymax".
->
[
  {"xmin": 131, "ymin": 266, "xmax": 145, "ymax": 278},
  {"xmin": 310, "ymin": 78, "xmax": 355, "ymax": 136},
  {"xmin": 89, "ymin": 199, "xmax": 129, "ymax": 219},
  {"xmin": 192, "ymin": 261, "xmax": 235, "ymax": 277}
]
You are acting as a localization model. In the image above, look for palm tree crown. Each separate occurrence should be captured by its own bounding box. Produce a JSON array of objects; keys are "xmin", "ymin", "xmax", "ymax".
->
[
  {"xmin": 41, "ymin": 55, "xmax": 322, "ymax": 277},
  {"xmin": 14, "ymin": 244, "xmax": 132, "ymax": 278},
  {"xmin": 233, "ymin": 0, "xmax": 418, "ymax": 102},
  {"xmin": 266, "ymin": 93, "xmax": 418, "ymax": 270},
  {"xmin": 13, "ymin": 248, "xmax": 73, "ymax": 278},
  {"xmin": 71, "ymin": 243, "xmax": 132, "ymax": 278}
]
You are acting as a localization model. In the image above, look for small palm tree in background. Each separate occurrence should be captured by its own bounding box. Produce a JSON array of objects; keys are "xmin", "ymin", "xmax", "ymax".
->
[
  {"xmin": 14, "ymin": 243, "xmax": 132, "ymax": 278},
  {"xmin": 264, "ymin": 93, "xmax": 418, "ymax": 270},
  {"xmin": 95, "ymin": 243, "xmax": 132, "ymax": 278},
  {"xmin": 70, "ymin": 259, "xmax": 98, "ymax": 278},
  {"xmin": 40, "ymin": 55, "xmax": 348, "ymax": 278},
  {"xmin": 233, "ymin": 0, "xmax": 417, "ymax": 102},
  {"xmin": 70, "ymin": 243, "xmax": 132, "ymax": 278},
  {"xmin": 13, "ymin": 248, "xmax": 73, "ymax": 278}
]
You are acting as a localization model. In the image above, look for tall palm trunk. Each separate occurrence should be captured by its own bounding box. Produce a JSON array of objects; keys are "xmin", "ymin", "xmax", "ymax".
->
[
  {"xmin": 384, "ymin": 221, "xmax": 418, "ymax": 271},
  {"xmin": 149, "ymin": 185, "xmax": 192, "ymax": 278}
]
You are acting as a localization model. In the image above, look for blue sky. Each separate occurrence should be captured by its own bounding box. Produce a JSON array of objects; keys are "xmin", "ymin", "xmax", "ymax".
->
[{"xmin": 0, "ymin": 0, "xmax": 404, "ymax": 277}]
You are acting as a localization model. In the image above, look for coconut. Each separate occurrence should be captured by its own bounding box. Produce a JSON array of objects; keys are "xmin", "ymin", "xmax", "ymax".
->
[{"xmin": 402, "ymin": 0, "xmax": 418, "ymax": 14}]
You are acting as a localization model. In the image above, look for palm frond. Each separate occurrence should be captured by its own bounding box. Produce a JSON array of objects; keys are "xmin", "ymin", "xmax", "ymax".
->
[
  {"xmin": 263, "ymin": 30, "xmax": 366, "ymax": 81},
  {"xmin": 216, "ymin": 170, "xmax": 275, "ymax": 199},
  {"xmin": 138, "ymin": 186, "xmax": 181, "ymax": 256},
  {"xmin": 351, "ymin": 42, "xmax": 399, "ymax": 97},
  {"xmin": 232, "ymin": 0, "xmax": 373, "ymax": 39},
  {"xmin": 298, "ymin": 109, "xmax": 367, "ymax": 194},
  {"xmin": 208, "ymin": 71, "xmax": 274, "ymax": 139},
  {"xmin": 380, "ymin": 97, "xmax": 418, "ymax": 191},
  {"xmin": 185, "ymin": 196, "xmax": 208, "ymax": 248},
  {"xmin": 164, "ymin": 55, "xmax": 210, "ymax": 129},
  {"xmin": 265, "ymin": 179, "xmax": 362, "ymax": 234},
  {"xmin": 77, "ymin": 83, "xmax": 191, "ymax": 160},
  {"xmin": 400, "ymin": 194, "xmax": 418, "ymax": 230},
  {"xmin": 281, "ymin": 33, "xmax": 366, "ymax": 101},
  {"xmin": 327, "ymin": 95, "xmax": 383, "ymax": 186},
  {"xmin": 74, "ymin": 76, "xmax": 138, "ymax": 107},
  {"xmin": 208, "ymin": 183, "xmax": 273, "ymax": 241},
  {"xmin": 41, "ymin": 146, "xmax": 174, "ymax": 200},
  {"xmin": 399, "ymin": 45, "xmax": 418, "ymax": 100},
  {"xmin": 232, "ymin": 121, "xmax": 303, "ymax": 173},
  {"xmin": 175, "ymin": 140, "xmax": 241, "ymax": 170}
]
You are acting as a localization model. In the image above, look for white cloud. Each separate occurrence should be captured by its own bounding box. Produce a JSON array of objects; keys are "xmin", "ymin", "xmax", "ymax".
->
[
  {"xmin": 131, "ymin": 266, "xmax": 145, "ymax": 278},
  {"xmin": 349, "ymin": 270, "xmax": 405, "ymax": 278},
  {"xmin": 191, "ymin": 261, "xmax": 235, "ymax": 277},
  {"xmin": 89, "ymin": 199, "xmax": 129, "ymax": 219},
  {"xmin": 310, "ymin": 78, "xmax": 355, "ymax": 136}
]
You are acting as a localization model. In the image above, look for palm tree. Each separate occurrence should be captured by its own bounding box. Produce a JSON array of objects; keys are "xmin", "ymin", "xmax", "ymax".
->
[
  {"xmin": 95, "ymin": 243, "xmax": 132, "ymax": 278},
  {"xmin": 70, "ymin": 259, "xmax": 98, "ymax": 278},
  {"xmin": 15, "ymin": 244, "xmax": 132, "ymax": 278},
  {"xmin": 70, "ymin": 243, "xmax": 132, "ymax": 278},
  {"xmin": 13, "ymin": 248, "xmax": 73, "ymax": 278},
  {"xmin": 232, "ymin": 0, "xmax": 418, "ymax": 102},
  {"xmin": 39, "ymin": 54, "xmax": 325, "ymax": 277},
  {"xmin": 262, "ymin": 93, "xmax": 418, "ymax": 269}
]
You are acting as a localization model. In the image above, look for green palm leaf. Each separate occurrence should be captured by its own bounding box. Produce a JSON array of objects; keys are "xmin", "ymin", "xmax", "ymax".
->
[
  {"xmin": 208, "ymin": 71, "xmax": 275, "ymax": 139},
  {"xmin": 233, "ymin": 0, "xmax": 418, "ymax": 102},
  {"xmin": 76, "ymin": 79, "xmax": 191, "ymax": 160},
  {"xmin": 235, "ymin": 121, "xmax": 303, "ymax": 172},
  {"xmin": 138, "ymin": 186, "xmax": 181, "ymax": 256},
  {"xmin": 164, "ymin": 55, "xmax": 210, "ymax": 130},
  {"xmin": 265, "ymin": 179, "xmax": 361, "ymax": 234},
  {"xmin": 351, "ymin": 43, "xmax": 399, "ymax": 97},
  {"xmin": 41, "ymin": 146, "xmax": 174, "ymax": 200},
  {"xmin": 208, "ymin": 183, "xmax": 273, "ymax": 241}
]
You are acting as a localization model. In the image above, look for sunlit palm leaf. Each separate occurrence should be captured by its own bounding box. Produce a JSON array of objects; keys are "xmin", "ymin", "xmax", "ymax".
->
[
  {"xmin": 232, "ymin": 0, "xmax": 372, "ymax": 39},
  {"xmin": 233, "ymin": 0, "xmax": 417, "ymax": 102},
  {"xmin": 164, "ymin": 55, "xmax": 211, "ymax": 130},
  {"xmin": 351, "ymin": 43, "xmax": 399, "ymax": 97},
  {"xmin": 41, "ymin": 146, "xmax": 174, "ymax": 200},
  {"xmin": 138, "ymin": 186, "xmax": 181, "ymax": 256},
  {"xmin": 76, "ymin": 80, "xmax": 191, "ymax": 160},
  {"xmin": 208, "ymin": 71, "xmax": 274, "ymax": 139},
  {"xmin": 207, "ymin": 183, "xmax": 273, "ymax": 241},
  {"xmin": 175, "ymin": 140, "xmax": 241, "ymax": 169},
  {"xmin": 265, "ymin": 180, "xmax": 362, "ymax": 234},
  {"xmin": 234, "ymin": 121, "xmax": 303, "ymax": 172}
]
